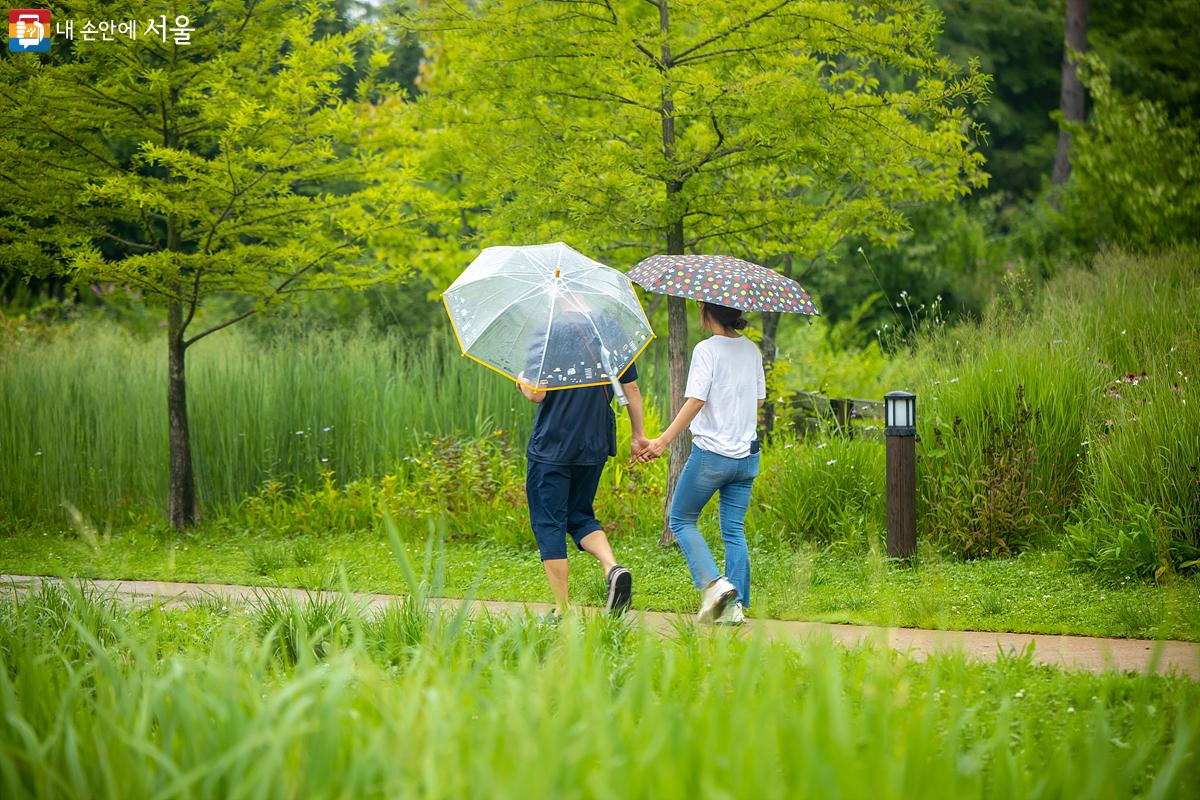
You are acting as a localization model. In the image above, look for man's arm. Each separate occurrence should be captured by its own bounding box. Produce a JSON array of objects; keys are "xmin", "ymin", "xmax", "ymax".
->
[
  {"xmin": 623, "ymin": 380, "xmax": 648, "ymax": 457},
  {"xmin": 517, "ymin": 372, "xmax": 546, "ymax": 404}
]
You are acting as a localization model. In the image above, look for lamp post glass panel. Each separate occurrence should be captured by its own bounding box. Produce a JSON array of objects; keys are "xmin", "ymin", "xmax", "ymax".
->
[
  {"xmin": 885, "ymin": 391, "xmax": 916, "ymax": 437},
  {"xmin": 884, "ymin": 391, "xmax": 917, "ymax": 559}
]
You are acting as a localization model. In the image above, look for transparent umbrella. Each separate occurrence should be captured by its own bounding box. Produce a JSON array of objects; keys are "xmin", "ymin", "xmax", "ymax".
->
[{"xmin": 442, "ymin": 242, "xmax": 654, "ymax": 406}]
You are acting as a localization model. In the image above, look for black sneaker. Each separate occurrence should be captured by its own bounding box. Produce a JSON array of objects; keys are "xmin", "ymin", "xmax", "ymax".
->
[{"xmin": 606, "ymin": 566, "xmax": 632, "ymax": 616}]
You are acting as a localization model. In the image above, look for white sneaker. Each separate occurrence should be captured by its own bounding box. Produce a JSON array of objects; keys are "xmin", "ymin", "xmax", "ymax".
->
[
  {"xmin": 696, "ymin": 577, "xmax": 738, "ymax": 624},
  {"xmin": 715, "ymin": 601, "xmax": 745, "ymax": 626}
]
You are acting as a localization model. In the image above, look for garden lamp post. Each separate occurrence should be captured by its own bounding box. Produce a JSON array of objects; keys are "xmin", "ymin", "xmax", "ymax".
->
[{"xmin": 884, "ymin": 391, "xmax": 917, "ymax": 559}]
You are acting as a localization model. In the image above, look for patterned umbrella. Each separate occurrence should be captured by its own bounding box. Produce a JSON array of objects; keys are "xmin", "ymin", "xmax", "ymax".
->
[{"xmin": 628, "ymin": 254, "xmax": 819, "ymax": 316}]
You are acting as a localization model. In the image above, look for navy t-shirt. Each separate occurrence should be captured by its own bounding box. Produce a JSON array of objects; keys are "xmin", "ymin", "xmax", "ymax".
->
[{"xmin": 527, "ymin": 361, "xmax": 638, "ymax": 466}]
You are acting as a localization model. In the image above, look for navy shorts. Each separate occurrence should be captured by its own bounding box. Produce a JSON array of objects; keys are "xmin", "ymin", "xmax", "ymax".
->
[{"xmin": 525, "ymin": 459, "xmax": 606, "ymax": 561}]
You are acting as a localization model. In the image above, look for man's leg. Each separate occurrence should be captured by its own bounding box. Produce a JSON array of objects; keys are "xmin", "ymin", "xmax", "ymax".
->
[
  {"xmin": 578, "ymin": 530, "xmax": 617, "ymax": 574},
  {"xmin": 542, "ymin": 558, "xmax": 570, "ymax": 613},
  {"xmin": 526, "ymin": 460, "xmax": 572, "ymax": 613},
  {"xmin": 568, "ymin": 463, "xmax": 631, "ymax": 614}
]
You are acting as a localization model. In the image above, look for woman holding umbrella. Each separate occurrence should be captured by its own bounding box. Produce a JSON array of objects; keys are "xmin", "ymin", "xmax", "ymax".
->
[
  {"xmin": 631, "ymin": 254, "xmax": 818, "ymax": 625},
  {"xmin": 638, "ymin": 301, "xmax": 763, "ymax": 624}
]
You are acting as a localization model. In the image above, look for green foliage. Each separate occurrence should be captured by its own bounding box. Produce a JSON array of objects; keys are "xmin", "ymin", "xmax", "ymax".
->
[
  {"xmin": 416, "ymin": 0, "xmax": 989, "ymax": 267},
  {"xmin": 910, "ymin": 248, "xmax": 1200, "ymax": 573},
  {"xmin": 1064, "ymin": 56, "xmax": 1200, "ymax": 252},
  {"xmin": 0, "ymin": 321, "xmax": 532, "ymax": 521},
  {"xmin": 0, "ymin": 0, "xmax": 427, "ymax": 314},
  {"xmin": 1, "ymin": 581, "xmax": 1198, "ymax": 798},
  {"xmin": 921, "ymin": 384, "xmax": 1071, "ymax": 558},
  {"xmin": 756, "ymin": 433, "xmax": 885, "ymax": 546}
]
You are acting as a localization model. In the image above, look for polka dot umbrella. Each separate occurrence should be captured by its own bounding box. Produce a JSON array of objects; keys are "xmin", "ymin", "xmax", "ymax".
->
[{"xmin": 627, "ymin": 254, "xmax": 819, "ymax": 316}]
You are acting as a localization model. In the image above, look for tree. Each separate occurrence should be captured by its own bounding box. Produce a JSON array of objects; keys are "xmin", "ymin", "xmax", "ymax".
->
[
  {"xmin": 1051, "ymin": 0, "xmax": 1088, "ymax": 184},
  {"xmin": 414, "ymin": 0, "xmax": 988, "ymax": 543},
  {"xmin": 0, "ymin": 0, "xmax": 429, "ymax": 527}
]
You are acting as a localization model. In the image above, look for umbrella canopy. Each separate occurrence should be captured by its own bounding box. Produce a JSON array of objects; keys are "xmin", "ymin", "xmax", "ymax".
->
[
  {"xmin": 443, "ymin": 242, "xmax": 654, "ymax": 398},
  {"xmin": 628, "ymin": 254, "xmax": 819, "ymax": 316}
]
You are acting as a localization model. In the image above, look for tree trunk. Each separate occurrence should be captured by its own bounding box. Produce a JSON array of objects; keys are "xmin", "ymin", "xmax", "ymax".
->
[
  {"xmin": 1051, "ymin": 0, "xmax": 1088, "ymax": 185},
  {"xmin": 759, "ymin": 308, "xmax": 782, "ymax": 440},
  {"xmin": 658, "ymin": 0, "xmax": 689, "ymax": 547},
  {"xmin": 167, "ymin": 293, "xmax": 196, "ymax": 528}
]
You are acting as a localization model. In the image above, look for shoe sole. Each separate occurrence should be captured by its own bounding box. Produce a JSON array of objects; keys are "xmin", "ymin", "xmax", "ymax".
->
[
  {"xmin": 606, "ymin": 568, "xmax": 632, "ymax": 616},
  {"xmin": 697, "ymin": 588, "xmax": 737, "ymax": 624}
]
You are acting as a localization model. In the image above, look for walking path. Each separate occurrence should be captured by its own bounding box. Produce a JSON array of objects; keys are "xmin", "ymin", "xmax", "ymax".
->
[{"xmin": 3, "ymin": 573, "xmax": 1197, "ymax": 679}]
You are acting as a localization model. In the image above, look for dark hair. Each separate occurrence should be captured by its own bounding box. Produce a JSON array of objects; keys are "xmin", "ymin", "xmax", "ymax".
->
[{"xmin": 701, "ymin": 302, "xmax": 748, "ymax": 331}]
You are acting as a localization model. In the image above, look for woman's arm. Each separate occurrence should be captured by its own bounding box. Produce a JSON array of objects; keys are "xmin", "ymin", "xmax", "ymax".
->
[{"xmin": 640, "ymin": 397, "xmax": 705, "ymax": 460}]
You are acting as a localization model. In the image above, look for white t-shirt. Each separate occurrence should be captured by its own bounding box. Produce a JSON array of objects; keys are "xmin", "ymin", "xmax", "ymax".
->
[{"xmin": 684, "ymin": 334, "xmax": 766, "ymax": 458}]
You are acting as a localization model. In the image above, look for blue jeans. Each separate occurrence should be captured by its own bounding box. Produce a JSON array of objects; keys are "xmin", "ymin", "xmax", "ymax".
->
[{"xmin": 668, "ymin": 445, "xmax": 760, "ymax": 608}]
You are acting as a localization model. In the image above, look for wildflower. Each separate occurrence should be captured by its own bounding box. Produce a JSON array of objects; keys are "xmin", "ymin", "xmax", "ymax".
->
[
  {"xmin": 323, "ymin": 426, "xmax": 333, "ymax": 432},
  {"xmin": 949, "ymin": 377, "xmax": 959, "ymax": 384},
  {"xmin": 1121, "ymin": 329, "xmax": 1127, "ymax": 336},
  {"xmin": 295, "ymin": 430, "xmax": 305, "ymax": 435},
  {"xmin": 33, "ymin": 450, "xmax": 42, "ymax": 456},
  {"xmin": 818, "ymin": 442, "xmax": 827, "ymax": 449},
  {"xmin": 900, "ymin": 290, "xmax": 908, "ymax": 298},
  {"xmin": 933, "ymin": 380, "xmax": 941, "ymax": 385},
  {"xmin": 1080, "ymin": 440, "xmax": 1090, "ymax": 447},
  {"xmin": 320, "ymin": 457, "xmax": 329, "ymax": 463},
  {"xmin": 826, "ymin": 459, "xmax": 837, "ymax": 466}
]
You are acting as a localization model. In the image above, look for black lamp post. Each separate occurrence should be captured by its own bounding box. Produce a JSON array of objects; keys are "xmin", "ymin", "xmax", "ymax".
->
[{"xmin": 884, "ymin": 391, "xmax": 917, "ymax": 558}]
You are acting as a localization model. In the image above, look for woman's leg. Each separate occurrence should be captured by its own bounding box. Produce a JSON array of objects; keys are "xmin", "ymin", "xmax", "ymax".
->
[
  {"xmin": 668, "ymin": 449, "xmax": 722, "ymax": 590},
  {"xmin": 716, "ymin": 477, "xmax": 754, "ymax": 608}
]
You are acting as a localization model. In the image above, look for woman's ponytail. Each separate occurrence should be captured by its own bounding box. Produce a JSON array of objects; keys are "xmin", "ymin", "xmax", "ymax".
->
[{"xmin": 701, "ymin": 302, "xmax": 748, "ymax": 332}]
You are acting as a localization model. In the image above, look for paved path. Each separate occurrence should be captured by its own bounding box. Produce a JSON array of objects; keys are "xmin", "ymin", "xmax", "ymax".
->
[{"xmin": 3, "ymin": 574, "xmax": 1197, "ymax": 679}]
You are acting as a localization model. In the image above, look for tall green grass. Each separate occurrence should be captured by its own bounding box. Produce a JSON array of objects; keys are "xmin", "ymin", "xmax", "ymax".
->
[
  {"xmin": 0, "ymin": 323, "xmax": 538, "ymax": 520},
  {"xmin": 1, "ymin": 580, "xmax": 1197, "ymax": 799},
  {"xmin": 908, "ymin": 248, "xmax": 1200, "ymax": 569}
]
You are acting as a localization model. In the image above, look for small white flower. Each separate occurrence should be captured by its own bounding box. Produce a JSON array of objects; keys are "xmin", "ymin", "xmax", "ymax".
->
[
  {"xmin": 949, "ymin": 377, "xmax": 959, "ymax": 384},
  {"xmin": 1121, "ymin": 329, "xmax": 1127, "ymax": 336},
  {"xmin": 1080, "ymin": 440, "xmax": 1090, "ymax": 447},
  {"xmin": 323, "ymin": 426, "xmax": 333, "ymax": 432},
  {"xmin": 33, "ymin": 451, "xmax": 42, "ymax": 456},
  {"xmin": 320, "ymin": 457, "xmax": 329, "ymax": 463},
  {"xmin": 818, "ymin": 442, "xmax": 827, "ymax": 449},
  {"xmin": 933, "ymin": 380, "xmax": 941, "ymax": 385},
  {"xmin": 295, "ymin": 430, "xmax": 305, "ymax": 435},
  {"xmin": 1067, "ymin": 706, "xmax": 1075, "ymax": 713},
  {"xmin": 826, "ymin": 459, "xmax": 837, "ymax": 466}
]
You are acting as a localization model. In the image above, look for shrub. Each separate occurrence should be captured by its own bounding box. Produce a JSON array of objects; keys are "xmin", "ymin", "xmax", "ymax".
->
[{"xmin": 755, "ymin": 432, "xmax": 884, "ymax": 546}]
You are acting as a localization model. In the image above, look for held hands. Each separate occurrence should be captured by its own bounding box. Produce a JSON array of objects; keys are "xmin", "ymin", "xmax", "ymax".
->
[
  {"xmin": 633, "ymin": 436, "xmax": 667, "ymax": 462},
  {"xmin": 631, "ymin": 434, "xmax": 650, "ymax": 461}
]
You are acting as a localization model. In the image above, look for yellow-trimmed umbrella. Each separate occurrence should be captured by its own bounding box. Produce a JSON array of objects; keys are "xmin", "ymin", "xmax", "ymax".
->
[{"xmin": 442, "ymin": 242, "xmax": 654, "ymax": 405}]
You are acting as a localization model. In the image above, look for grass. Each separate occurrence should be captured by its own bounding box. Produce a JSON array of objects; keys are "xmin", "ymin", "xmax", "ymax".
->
[
  {"xmin": 0, "ymin": 579, "xmax": 1197, "ymax": 799},
  {"xmin": 2, "ymin": 520, "xmax": 1198, "ymax": 641}
]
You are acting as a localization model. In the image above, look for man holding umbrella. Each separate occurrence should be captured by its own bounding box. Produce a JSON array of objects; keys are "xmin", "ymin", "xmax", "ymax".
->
[
  {"xmin": 518, "ymin": 319, "xmax": 645, "ymax": 618},
  {"xmin": 443, "ymin": 242, "xmax": 654, "ymax": 618}
]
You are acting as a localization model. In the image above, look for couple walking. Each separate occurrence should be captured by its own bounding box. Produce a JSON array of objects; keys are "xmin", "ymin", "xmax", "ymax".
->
[{"xmin": 518, "ymin": 300, "xmax": 764, "ymax": 625}]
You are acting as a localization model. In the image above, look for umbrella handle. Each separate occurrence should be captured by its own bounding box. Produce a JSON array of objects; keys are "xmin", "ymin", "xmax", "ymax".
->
[{"xmin": 601, "ymin": 347, "xmax": 629, "ymax": 407}]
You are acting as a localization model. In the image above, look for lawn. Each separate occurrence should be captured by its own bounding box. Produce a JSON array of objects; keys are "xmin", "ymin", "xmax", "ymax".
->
[{"xmin": 3, "ymin": 518, "xmax": 1198, "ymax": 641}]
